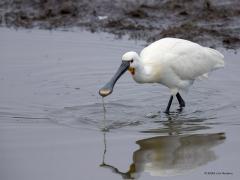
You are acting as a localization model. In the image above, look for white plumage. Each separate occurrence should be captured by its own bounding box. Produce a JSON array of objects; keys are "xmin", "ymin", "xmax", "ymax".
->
[
  {"xmin": 100, "ymin": 37, "xmax": 224, "ymax": 112},
  {"xmin": 123, "ymin": 38, "xmax": 224, "ymax": 95}
]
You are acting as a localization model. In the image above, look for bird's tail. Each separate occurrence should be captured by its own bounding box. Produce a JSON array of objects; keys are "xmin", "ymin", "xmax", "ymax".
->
[{"xmin": 204, "ymin": 47, "xmax": 225, "ymax": 69}]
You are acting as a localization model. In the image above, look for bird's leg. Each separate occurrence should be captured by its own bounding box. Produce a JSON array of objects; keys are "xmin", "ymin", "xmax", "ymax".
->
[
  {"xmin": 176, "ymin": 92, "xmax": 185, "ymax": 108},
  {"xmin": 165, "ymin": 95, "xmax": 173, "ymax": 114}
]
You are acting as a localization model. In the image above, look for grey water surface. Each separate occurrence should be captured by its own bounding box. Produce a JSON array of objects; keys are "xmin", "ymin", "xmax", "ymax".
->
[{"xmin": 0, "ymin": 28, "xmax": 240, "ymax": 180}]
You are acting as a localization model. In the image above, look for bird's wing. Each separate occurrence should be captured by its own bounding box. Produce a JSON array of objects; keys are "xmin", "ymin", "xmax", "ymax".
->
[
  {"xmin": 140, "ymin": 38, "xmax": 224, "ymax": 80},
  {"xmin": 169, "ymin": 45, "xmax": 224, "ymax": 80},
  {"xmin": 140, "ymin": 38, "xmax": 184, "ymax": 64}
]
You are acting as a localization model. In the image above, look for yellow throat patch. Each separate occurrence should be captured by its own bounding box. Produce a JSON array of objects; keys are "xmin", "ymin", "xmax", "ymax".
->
[{"xmin": 128, "ymin": 67, "xmax": 135, "ymax": 75}]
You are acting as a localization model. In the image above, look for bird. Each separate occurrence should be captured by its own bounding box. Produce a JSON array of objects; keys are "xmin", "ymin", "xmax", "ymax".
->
[{"xmin": 99, "ymin": 38, "xmax": 224, "ymax": 113}]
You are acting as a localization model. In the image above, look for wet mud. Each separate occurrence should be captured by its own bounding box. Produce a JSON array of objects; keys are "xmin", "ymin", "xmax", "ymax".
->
[{"xmin": 1, "ymin": 0, "xmax": 240, "ymax": 49}]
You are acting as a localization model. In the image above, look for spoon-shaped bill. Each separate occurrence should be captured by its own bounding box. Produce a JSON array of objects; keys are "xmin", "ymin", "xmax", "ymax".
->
[{"xmin": 99, "ymin": 61, "xmax": 130, "ymax": 97}]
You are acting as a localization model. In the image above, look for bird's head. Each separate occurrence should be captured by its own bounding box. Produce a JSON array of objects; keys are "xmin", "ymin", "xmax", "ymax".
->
[
  {"xmin": 99, "ymin": 51, "xmax": 139, "ymax": 97},
  {"xmin": 122, "ymin": 51, "xmax": 139, "ymax": 76}
]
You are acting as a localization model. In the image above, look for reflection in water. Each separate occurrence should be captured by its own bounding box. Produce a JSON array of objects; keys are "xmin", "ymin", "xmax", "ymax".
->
[
  {"xmin": 100, "ymin": 132, "xmax": 137, "ymax": 179},
  {"xmin": 100, "ymin": 100, "xmax": 226, "ymax": 179},
  {"xmin": 142, "ymin": 112, "xmax": 212, "ymax": 135},
  {"xmin": 100, "ymin": 132, "xmax": 226, "ymax": 179}
]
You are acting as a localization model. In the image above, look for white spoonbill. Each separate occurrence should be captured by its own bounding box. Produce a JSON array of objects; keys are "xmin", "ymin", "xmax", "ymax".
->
[{"xmin": 99, "ymin": 38, "xmax": 224, "ymax": 113}]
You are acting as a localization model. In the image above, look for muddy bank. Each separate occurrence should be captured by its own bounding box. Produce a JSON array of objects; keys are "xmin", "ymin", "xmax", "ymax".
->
[{"xmin": 1, "ymin": 0, "xmax": 240, "ymax": 49}]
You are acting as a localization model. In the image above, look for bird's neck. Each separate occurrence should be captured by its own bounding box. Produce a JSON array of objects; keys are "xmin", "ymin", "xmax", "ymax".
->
[{"xmin": 133, "ymin": 61, "xmax": 151, "ymax": 83}]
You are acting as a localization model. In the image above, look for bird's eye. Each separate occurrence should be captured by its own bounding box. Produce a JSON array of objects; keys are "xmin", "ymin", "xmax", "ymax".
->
[{"xmin": 130, "ymin": 60, "xmax": 133, "ymax": 63}]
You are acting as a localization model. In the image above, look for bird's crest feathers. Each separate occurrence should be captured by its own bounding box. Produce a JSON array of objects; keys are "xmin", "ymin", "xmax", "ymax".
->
[{"xmin": 122, "ymin": 51, "xmax": 139, "ymax": 61}]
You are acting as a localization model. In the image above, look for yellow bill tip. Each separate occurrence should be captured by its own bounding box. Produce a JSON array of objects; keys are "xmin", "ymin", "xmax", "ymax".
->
[{"xmin": 99, "ymin": 88, "xmax": 112, "ymax": 97}]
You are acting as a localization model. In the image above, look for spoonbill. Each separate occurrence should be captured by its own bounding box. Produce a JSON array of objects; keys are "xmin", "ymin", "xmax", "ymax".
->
[{"xmin": 99, "ymin": 38, "xmax": 224, "ymax": 113}]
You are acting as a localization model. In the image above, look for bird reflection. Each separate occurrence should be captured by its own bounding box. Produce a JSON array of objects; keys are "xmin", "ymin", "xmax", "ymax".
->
[
  {"xmin": 100, "ymin": 132, "xmax": 226, "ymax": 179},
  {"xmin": 100, "ymin": 100, "xmax": 226, "ymax": 179}
]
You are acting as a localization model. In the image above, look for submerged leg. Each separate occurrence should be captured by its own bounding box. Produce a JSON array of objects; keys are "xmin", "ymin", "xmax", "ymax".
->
[
  {"xmin": 176, "ymin": 92, "xmax": 185, "ymax": 108},
  {"xmin": 165, "ymin": 95, "xmax": 173, "ymax": 114}
]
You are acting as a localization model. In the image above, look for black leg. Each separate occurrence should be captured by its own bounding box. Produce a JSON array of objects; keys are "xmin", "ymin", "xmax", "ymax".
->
[
  {"xmin": 165, "ymin": 95, "xmax": 173, "ymax": 114},
  {"xmin": 176, "ymin": 92, "xmax": 185, "ymax": 107}
]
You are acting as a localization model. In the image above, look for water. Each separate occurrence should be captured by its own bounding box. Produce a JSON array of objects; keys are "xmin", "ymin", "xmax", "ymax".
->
[{"xmin": 0, "ymin": 28, "xmax": 240, "ymax": 180}]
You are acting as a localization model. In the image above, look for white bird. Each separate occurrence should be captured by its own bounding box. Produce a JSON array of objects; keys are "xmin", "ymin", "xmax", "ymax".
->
[{"xmin": 99, "ymin": 38, "xmax": 224, "ymax": 113}]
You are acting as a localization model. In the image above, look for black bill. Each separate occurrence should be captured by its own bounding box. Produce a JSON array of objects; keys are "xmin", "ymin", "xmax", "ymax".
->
[{"xmin": 99, "ymin": 61, "xmax": 130, "ymax": 97}]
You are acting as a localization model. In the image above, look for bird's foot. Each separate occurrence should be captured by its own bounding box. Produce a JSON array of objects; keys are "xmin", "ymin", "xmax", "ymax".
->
[
  {"xmin": 177, "ymin": 107, "xmax": 184, "ymax": 113},
  {"xmin": 164, "ymin": 110, "xmax": 170, "ymax": 114}
]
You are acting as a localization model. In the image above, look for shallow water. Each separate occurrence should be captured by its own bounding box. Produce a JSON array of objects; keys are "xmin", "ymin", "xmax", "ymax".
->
[{"xmin": 0, "ymin": 28, "xmax": 240, "ymax": 180}]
